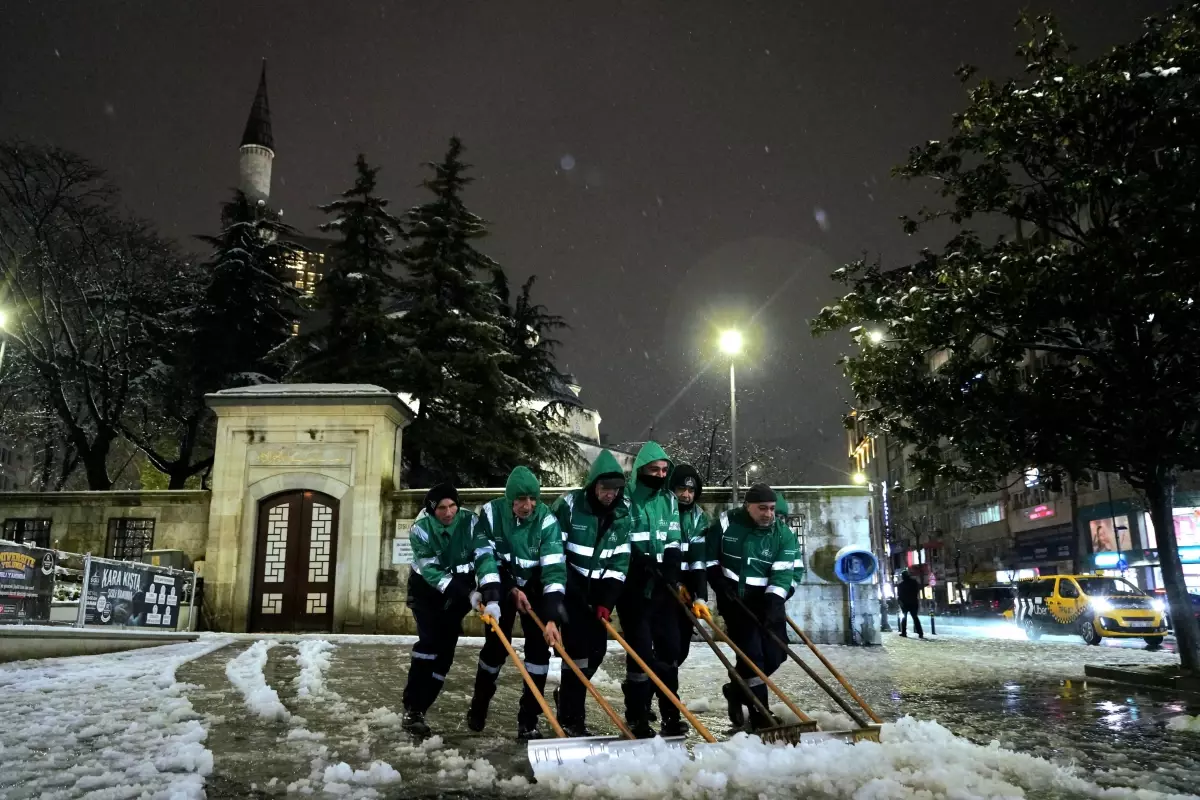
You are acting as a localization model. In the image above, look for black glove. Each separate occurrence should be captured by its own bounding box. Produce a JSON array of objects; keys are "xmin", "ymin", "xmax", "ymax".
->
[{"xmin": 543, "ymin": 593, "xmax": 566, "ymax": 626}]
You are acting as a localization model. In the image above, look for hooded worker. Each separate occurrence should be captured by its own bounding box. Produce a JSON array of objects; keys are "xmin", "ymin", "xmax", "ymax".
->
[
  {"xmin": 618, "ymin": 441, "xmax": 688, "ymax": 738},
  {"xmin": 402, "ymin": 484, "xmax": 502, "ymax": 737},
  {"xmin": 700, "ymin": 482, "xmax": 797, "ymax": 731},
  {"xmin": 549, "ymin": 450, "xmax": 633, "ymax": 737},
  {"xmin": 466, "ymin": 466, "xmax": 567, "ymax": 740},
  {"xmin": 669, "ymin": 464, "xmax": 711, "ymax": 667}
]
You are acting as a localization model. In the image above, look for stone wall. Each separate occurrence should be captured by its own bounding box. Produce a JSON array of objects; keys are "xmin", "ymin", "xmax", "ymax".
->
[
  {"xmin": 380, "ymin": 485, "xmax": 875, "ymax": 645},
  {"xmin": 0, "ymin": 490, "xmax": 210, "ymax": 562}
]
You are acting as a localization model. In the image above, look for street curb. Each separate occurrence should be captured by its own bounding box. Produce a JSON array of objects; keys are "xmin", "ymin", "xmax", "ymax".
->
[{"xmin": 1083, "ymin": 664, "xmax": 1200, "ymax": 695}]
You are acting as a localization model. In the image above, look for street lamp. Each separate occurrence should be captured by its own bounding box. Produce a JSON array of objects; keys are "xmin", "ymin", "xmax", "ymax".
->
[
  {"xmin": 0, "ymin": 309, "xmax": 8, "ymax": 373},
  {"xmin": 867, "ymin": 329, "xmax": 885, "ymax": 344},
  {"xmin": 719, "ymin": 329, "xmax": 743, "ymax": 503},
  {"xmin": 746, "ymin": 461, "xmax": 759, "ymax": 486},
  {"xmin": 852, "ymin": 471, "xmax": 868, "ymax": 485}
]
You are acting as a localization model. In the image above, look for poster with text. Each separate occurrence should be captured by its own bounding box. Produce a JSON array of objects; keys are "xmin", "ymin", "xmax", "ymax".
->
[
  {"xmin": 0, "ymin": 542, "xmax": 57, "ymax": 624},
  {"xmin": 84, "ymin": 561, "xmax": 185, "ymax": 629}
]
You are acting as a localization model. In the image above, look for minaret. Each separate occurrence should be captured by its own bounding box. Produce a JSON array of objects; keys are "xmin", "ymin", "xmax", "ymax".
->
[{"xmin": 238, "ymin": 60, "xmax": 274, "ymax": 203}]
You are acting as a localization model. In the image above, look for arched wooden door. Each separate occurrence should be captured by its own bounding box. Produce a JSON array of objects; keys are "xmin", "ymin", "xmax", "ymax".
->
[{"xmin": 249, "ymin": 490, "xmax": 339, "ymax": 633}]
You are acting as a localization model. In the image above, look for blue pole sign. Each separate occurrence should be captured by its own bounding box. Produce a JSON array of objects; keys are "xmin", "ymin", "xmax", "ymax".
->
[{"xmin": 833, "ymin": 546, "xmax": 878, "ymax": 584}]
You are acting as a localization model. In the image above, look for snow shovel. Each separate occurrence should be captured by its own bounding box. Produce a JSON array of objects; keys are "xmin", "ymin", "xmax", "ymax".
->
[
  {"xmin": 476, "ymin": 604, "xmax": 566, "ymax": 738},
  {"xmin": 668, "ymin": 586, "xmax": 818, "ymax": 744},
  {"xmin": 601, "ymin": 617, "xmax": 719, "ymax": 744},
  {"xmin": 727, "ymin": 594, "xmax": 881, "ymax": 742},
  {"xmin": 523, "ymin": 607, "xmax": 671, "ymax": 767},
  {"xmin": 785, "ymin": 616, "xmax": 883, "ymax": 725}
]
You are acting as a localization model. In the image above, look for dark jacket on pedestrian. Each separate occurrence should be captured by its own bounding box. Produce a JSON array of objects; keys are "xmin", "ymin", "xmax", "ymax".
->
[{"xmin": 897, "ymin": 573, "xmax": 922, "ymax": 609}]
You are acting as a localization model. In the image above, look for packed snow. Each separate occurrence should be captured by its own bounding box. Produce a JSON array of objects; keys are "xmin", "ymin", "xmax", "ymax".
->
[
  {"xmin": 225, "ymin": 639, "xmax": 290, "ymax": 721},
  {"xmin": 533, "ymin": 716, "xmax": 1197, "ymax": 800},
  {"xmin": 1166, "ymin": 714, "xmax": 1200, "ymax": 733},
  {"xmin": 0, "ymin": 637, "xmax": 231, "ymax": 799},
  {"xmin": 294, "ymin": 639, "xmax": 339, "ymax": 700}
]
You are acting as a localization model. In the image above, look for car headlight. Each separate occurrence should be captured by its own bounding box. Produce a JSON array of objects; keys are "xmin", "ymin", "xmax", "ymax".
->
[
  {"xmin": 1151, "ymin": 598, "xmax": 1166, "ymax": 613},
  {"xmin": 1090, "ymin": 597, "xmax": 1113, "ymax": 611}
]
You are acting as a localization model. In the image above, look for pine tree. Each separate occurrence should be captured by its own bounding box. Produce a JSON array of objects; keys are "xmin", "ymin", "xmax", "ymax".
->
[
  {"xmin": 291, "ymin": 155, "xmax": 403, "ymax": 386},
  {"xmin": 193, "ymin": 191, "xmax": 304, "ymax": 388},
  {"xmin": 395, "ymin": 138, "xmax": 564, "ymax": 486}
]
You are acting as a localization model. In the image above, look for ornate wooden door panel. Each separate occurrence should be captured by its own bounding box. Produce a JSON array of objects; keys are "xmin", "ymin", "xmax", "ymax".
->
[{"xmin": 250, "ymin": 491, "xmax": 339, "ymax": 632}]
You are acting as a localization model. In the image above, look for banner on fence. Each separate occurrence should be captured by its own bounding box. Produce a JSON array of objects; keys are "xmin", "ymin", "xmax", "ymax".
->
[
  {"xmin": 0, "ymin": 541, "xmax": 58, "ymax": 624},
  {"xmin": 84, "ymin": 560, "xmax": 185, "ymax": 629}
]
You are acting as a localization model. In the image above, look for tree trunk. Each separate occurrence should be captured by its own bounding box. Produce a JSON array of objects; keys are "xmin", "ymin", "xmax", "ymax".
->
[
  {"xmin": 80, "ymin": 434, "xmax": 114, "ymax": 491},
  {"xmin": 1146, "ymin": 475, "xmax": 1200, "ymax": 674},
  {"xmin": 1067, "ymin": 473, "xmax": 1089, "ymax": 574}
]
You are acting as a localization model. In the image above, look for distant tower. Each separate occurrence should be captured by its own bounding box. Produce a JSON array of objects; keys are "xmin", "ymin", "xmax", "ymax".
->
[{"xmin": 238, "ymin": 60, "xmax": 274, "ymax": 203}]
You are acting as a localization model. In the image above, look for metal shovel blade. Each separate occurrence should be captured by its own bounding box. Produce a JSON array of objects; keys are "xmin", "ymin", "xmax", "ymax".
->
[
  {"xmin": 759, "ymin": 723, "xmax": 882, "ymax": 746},
  {"xmin": 527, "ymin": 734, "xmax": 688, "ymax": 767}
]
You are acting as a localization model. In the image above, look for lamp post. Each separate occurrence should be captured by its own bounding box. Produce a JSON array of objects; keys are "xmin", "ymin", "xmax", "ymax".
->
[
  {"xmin": 0, "ymin": 309, "xmax": 8, "ymax": 373},
  {"xmin": 719, "ymin": 329, "xmax": 743, "ymax": 503},
  {"xmin": 745, "ymin": 461, "xmax": 759, "ymax": 489}
]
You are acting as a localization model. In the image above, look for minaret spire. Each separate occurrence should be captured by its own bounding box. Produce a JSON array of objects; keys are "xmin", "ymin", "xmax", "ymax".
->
[{"xmin": 238, "ymin": 59, "xmax": 275, "ymax": 202}]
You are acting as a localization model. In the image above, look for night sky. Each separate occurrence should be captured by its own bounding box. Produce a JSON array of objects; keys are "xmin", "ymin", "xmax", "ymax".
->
[{"xmin": 0, "ymin": 1, "xmax": 1172, "ymax": 483}]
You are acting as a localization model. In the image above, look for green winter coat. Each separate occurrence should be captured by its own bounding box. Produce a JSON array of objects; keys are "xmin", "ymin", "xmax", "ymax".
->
[
  {"xmin": 704, "ymin": 507, "xmax": 797, "ymax": 599},
  {"xmin": 680, "ymin": 504, "xmax": 711, "ymax": 572},
  {"xmin": 475, "ymin": 467, "xmax": 567, "ymax": 597},
  {"xmin": 775, "ymin": 490, "xmax": 804, "ymax": 589},
  {"xmin": 628, "ymin": 442, "xmax": 682, "ymax": 564},
  {"xmin": 410, "ymin": 507, "xmax": 500, "ymax": 593},
  {"xmin": 551, "ymin": 450, "xmax": 632, "ymax": 608}
]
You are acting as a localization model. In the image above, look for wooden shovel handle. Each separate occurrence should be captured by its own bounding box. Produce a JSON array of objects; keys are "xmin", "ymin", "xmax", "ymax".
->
[
  {"xmin": 601, "ymin": 618, "xmax": 718, "ymax": 743},
  {"xmin": 525, "ymin": 607, "xmax": 635, "ymax": 739},
  {"xmin": 786, "ymin": 616, "xmax": 883, "ymax": 724},
  {"xmin": 701, "ymin": 609, "xmax": 814, "ymax": 724},
  {"xmin": 478, "ymin": 605, "xmax": 566, "ymax": 738}
]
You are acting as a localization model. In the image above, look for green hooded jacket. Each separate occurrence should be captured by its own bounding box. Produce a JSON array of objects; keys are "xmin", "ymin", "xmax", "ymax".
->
[
  {"xmin": 475, "ymin": 466, "xmax": 567, "ymax": 597},
  {"xmin": 628, "ymin": 441, "xmax": 682, "ymax": 565},
  {"xmin": 409, "ymin": 507, "xmax": 500, "ymax": 593},
  {"xmin": 775, "ymin": 490, "xmax": 804, "ymax": 589},
  {"xmin": 550, "ymin": 450, "xmax": 632, "ymax": 609}
]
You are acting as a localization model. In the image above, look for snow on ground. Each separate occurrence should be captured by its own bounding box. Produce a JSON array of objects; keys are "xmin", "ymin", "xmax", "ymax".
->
[
  {"xmin": 294, "ymin": 639, "xmax": 339, "ymax": 700},
  {"xmin": 534, "ymin": 716, "xmax": 1196, "ymax": 800},
  {"xmin": 1167, "ymin": 714, "xmax": 1200, "ymax": 732},
  {"xmin": 225, "ymin": 639, "xmax": 290, "ymax": 721},
  {"xmin": 0, "ymin": 637, "xmax": 231, "ymax": 800}
]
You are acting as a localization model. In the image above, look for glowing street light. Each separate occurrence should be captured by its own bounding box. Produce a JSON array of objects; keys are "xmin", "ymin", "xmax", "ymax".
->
[
  {"xmin": 867, "ymin": 330, "xmax": 885, "ymax": 344},
  {"xmin": 852, "ymin": 471, "xmax": 868, "ymax": 485},
  {"xmin": 719, "ymin": 329, "xmax": 743, "ymax": 355},
  {"xmin": 0, "ymin": 309, "xmax": 8, "ymax": 373},
  {"xmin": 719, "ymin": 329, "xmax": 744, "ymax": 502}
]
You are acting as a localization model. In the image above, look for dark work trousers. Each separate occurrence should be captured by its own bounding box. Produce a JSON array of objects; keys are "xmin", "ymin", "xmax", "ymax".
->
[
  {"xmin": 676, "ymin": 604, "xmax": 696, "ymax": 665},
  {"xmin": 617, "ymin": 581, "xmax": 682, "ymax": 725},
  {"xmin": 469, "ymin": 583, "xmax": 552, "ymax": 729},
  {"xmin": 558, "ymin": 590, "xmax": 609, "ymax": 727},
  {"xmin": 899, "ymin": 604, "xmax": 924, "ymax": 637},
  {"xmin": 721, "ymin": 594, "xmax": 787, "ymax": 726},
  {"xmin": 402, "ymin": 571, "xmax": 471, "ymax": 714}
]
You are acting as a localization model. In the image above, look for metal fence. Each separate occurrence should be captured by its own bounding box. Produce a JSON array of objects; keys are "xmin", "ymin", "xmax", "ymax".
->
[{"xmin": 0, "ymin": 539, "xmax": 196, "ymax": 632}]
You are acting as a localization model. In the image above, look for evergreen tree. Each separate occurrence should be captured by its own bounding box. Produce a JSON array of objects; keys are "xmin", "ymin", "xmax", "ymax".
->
[
  {"xmin": 194, "ymin": 191, "xmax": 304, "ymax": 387},
  {"xmin": 291, "ymin": 155, "xmax": 404, "ymax": 386},
  {"xmin": 395, "ymin": 138, "xmax": 568, "ymax": 486}
]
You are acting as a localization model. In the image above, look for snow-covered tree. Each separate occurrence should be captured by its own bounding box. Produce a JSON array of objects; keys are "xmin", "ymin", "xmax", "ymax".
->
[
  {"xmin": 290, "ymin": 154, "xmax": 404, "ymax": 386},
  {"xmin": 813, "ymin": 9, "xmax": 1200, "ymax": 670},
  {"xmin": 394, "ymin": 138, "xmax": 571, "ymax": 486},
  {"xmin": 0, "ymin": 143, "xmax": 194, "ymax": 490},
  {"xmin": 193, "ymin": 191, "xmax": 303, "ymax": 388},
  {"xmin": 663, "ymin": 406, "xmax": 787, "ymax": 486}
]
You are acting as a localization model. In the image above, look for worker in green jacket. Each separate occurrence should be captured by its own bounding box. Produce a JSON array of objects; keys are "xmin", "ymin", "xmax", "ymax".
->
[
  {"xmin": 699, "ymin": 483, "xmax": 797, "ymax": 731},
  {"xmin": 620, "ymin": 441, "xmax": 687, "ymax": 738},
  {"xmin": 775, "ymin": 490, "xmax": 805, "ymax": 598},
  {"xmin": 467, "ymin": 466, "xmax": 567, "ymax": 741},
  {"xmin": 549, "ymin": 450, "xmax": 633, "ymax": 738},
  {"xmin": 669, "ymin": 463, "xmax": 711, "ymax": 667},
  {"xmin": 402, "ymin": 484, "xmax": 502, "ymax": 737}
]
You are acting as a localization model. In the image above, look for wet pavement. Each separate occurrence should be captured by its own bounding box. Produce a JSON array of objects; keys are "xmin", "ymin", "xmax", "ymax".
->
[{"xmin": 177, "ymin": 629, "xmax": 1200, "ymax": 798}]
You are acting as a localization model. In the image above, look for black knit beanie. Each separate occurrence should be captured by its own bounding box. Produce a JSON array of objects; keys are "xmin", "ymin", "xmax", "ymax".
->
[
  {"xmin": 424, "ymin": 483, "xmax": 459, "ymax": 515},
  {"xmin": 744, "ymin": 483, "xmax": 776, "ymax": 504}
]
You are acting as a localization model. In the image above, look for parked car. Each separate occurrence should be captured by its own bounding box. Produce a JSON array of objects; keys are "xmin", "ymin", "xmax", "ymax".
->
[
  {"xmin": 962, "ymin": 585, "xmax": 1015, "ymax": 619},
  {"xmin": 1008, "ymin": 575, "xmax": 1167, "ymax": 646},
  {"xmin": 1151, "ymin": 589, "xmax": 1200, "ymax": 630}
]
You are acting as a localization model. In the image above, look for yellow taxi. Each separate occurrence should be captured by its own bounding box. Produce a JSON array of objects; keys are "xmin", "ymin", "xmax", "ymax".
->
[{"xmin": 1007, "ymin": 574, "xmax": 1167, "ymax": 647}]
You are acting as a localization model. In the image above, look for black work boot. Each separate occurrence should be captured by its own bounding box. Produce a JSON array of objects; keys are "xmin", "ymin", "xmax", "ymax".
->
[
  {"xmin": 722, "ymin": 682, "xmax": 746, "ymax": 728},
  {"xmin": 659, "ymin": 714, "xmax": 689, "ymax": 737},
  {"xmin": 467, "ymin": 669, "xmax": 498, "ymax": 732},
  {"xmin": 516, "ymin": 716, "xmax": 544, "ymax": 741},
  {"xmin": 623, "ymin": 680, "xmax": 656, "ymax": 738},
  {"xmin": 402, "ymin": 708, "xmax": 431, "ymax": 737}
]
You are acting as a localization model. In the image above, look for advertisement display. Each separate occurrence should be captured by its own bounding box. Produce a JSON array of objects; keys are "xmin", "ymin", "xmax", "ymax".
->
[
  {"xmin": 0, "ymin": 541, "xmax": 57, "ymax": 623},
  {"xmin": 84, "ymin": 560, "xmax": 185, "ymax": 629}
]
